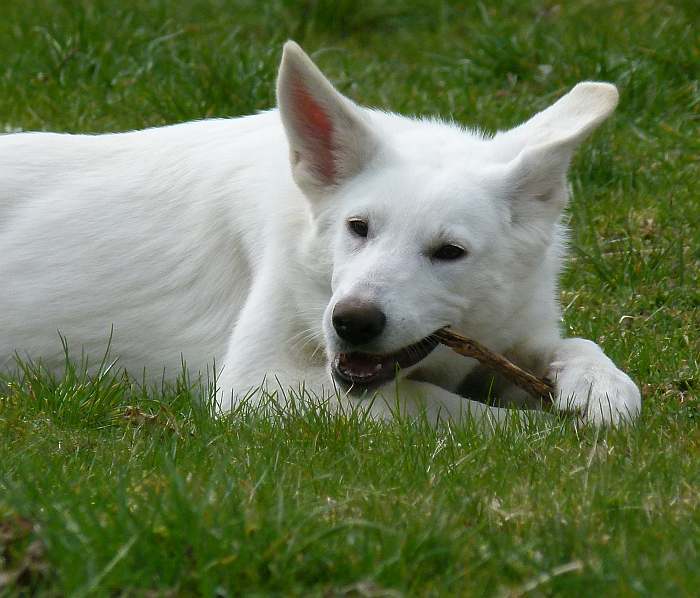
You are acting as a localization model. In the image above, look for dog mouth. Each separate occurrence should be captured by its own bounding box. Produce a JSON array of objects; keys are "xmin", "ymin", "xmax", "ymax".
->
[{"xmin": 331, "ymin": 333, "xmax": 440, "ymax": 392}]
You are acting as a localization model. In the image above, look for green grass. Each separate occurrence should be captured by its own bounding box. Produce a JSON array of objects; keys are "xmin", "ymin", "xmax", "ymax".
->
[{"xmin": 1, "ymin": 0, "xmax": 698, "ymax": 595}]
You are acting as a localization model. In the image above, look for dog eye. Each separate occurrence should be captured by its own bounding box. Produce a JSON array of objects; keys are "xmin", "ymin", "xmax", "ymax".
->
[
  {"xmin": 432, "ymin": 244, "xmax": 467, "ymax": 261},
  {"xmin": 347, "ymin": 218, "xmax": 369, "ymax": 238}
]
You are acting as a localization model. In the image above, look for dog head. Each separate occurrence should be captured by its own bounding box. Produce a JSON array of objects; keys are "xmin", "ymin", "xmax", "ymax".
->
[{"xmin": 277, "ymin": 41, "xmax": 618, "ymax": 393}]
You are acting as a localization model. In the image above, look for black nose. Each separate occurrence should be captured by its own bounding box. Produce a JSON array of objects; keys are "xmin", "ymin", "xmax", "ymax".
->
[{"xmin": 332, "ymin": 299, "xmax": 387, "ymax": 346}]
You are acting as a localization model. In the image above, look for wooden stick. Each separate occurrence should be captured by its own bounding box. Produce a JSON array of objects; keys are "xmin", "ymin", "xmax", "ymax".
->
[{"xmin": 434, "ymin": 328, "xmax": 555, "ymax": 404}]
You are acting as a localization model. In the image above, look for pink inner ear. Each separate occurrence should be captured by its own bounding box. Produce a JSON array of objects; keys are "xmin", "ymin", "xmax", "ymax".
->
[{"xmin": 291, "ymin": 82, "xmax": 336, "ymax": 182}]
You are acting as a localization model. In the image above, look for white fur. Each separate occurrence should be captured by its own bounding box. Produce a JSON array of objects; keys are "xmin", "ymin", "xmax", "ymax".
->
[{"xmin": 0, "ymin": 41, "xmax": 641, "ymax": 426}]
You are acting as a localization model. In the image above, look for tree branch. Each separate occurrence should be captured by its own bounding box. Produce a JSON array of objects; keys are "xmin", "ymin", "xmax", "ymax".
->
[{"xmin": 435, "ymin": 328, "xmax": 554, "ymax": 404}]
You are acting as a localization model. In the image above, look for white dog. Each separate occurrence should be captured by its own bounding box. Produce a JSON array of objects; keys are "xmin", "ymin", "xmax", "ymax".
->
[{"xmin": 0, "ymin": 42, "xmax": 640, "ymax": 426}]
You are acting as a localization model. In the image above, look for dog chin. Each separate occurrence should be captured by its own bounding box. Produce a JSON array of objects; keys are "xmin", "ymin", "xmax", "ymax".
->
[{"xmin": 328, "ymin": 334, "xmax": 440, "ymax": 393}]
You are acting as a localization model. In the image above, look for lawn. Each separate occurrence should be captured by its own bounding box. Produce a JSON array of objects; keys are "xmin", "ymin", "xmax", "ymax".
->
[{"xmin": 1, "ymin": 0, "xmax": 699, "ymax": 595}]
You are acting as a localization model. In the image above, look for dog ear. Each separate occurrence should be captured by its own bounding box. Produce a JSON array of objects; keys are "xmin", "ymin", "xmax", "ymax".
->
[
  {"xmin": 500, "ymin": 82, "xmax": 619, "ymax": 224},
  {"xmin": 277, "ymin": 41, "xmax": 378, "ymax": 196}
]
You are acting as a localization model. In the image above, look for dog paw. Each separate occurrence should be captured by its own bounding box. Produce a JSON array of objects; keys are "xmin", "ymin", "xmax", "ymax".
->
[{"xmin": 548, "ymin": 341, "xmax": 641, "ymax": 426}]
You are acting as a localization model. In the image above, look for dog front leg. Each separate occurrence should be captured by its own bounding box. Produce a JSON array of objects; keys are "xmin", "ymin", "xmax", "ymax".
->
[
  {"xmin": 212, "ymin": 262, "xmax": 335, "ymax": 411},
  {"xmin": 217, "ymin": 325, "xmax": 335, "ymax": 413},
  {"xmin": 369, "ymin": 379, "xmax": 538, "ymax": 427},
  {"xmin": 541, "ymin": 337, "xmax": 641, "ymax": 426}
]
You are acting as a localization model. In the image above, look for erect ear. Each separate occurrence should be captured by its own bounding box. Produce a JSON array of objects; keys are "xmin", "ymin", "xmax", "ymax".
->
[
  {"xmin": 277, "ymin": 41, "xmax": 378, "ymax": 196},
  {"xmin": 498, "ymin": 82, "xmax": 619, "ymax": 225}
]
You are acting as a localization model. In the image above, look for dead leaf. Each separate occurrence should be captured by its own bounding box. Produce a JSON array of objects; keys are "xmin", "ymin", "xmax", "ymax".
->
[{"xmin": 0, "ymin": 515, "xmax": 50, "ymax": 590}]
